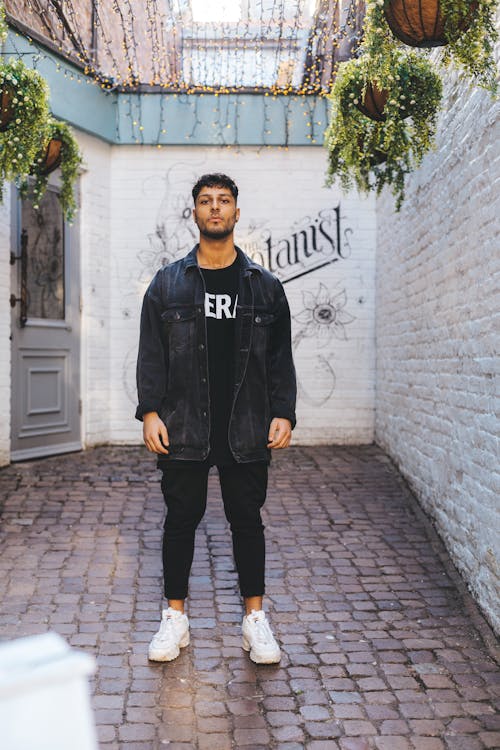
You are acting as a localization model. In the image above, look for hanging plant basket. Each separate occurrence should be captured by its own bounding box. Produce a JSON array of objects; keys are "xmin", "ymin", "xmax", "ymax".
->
[
  {"xmin": 383, "ymin": 0, "xmax": 478, "ymax": 48},
  {"xmin": 324, "ymin": 50, "xmax": 442, "ymax": 210},
  {"xmin": 0, "ymin": 84, "xmax": 15, "ymax": 131},
  {"xmin": 362, "ymin": 0, "xmax": 498, "ymax": 93},
  {"xmin": 356, "ymin": 82, "xmax": 389, "ymax": 121},
  {"xmin": 0, "ymin": 58, "xmax": 51, "ymax": 203},
  {"xmin": 23, "ymin": 118, "xmax": 82, "ymax": 221},
  {"xmin": 37, "ymin": 137, "xmax": 63, "ymax": 175}
]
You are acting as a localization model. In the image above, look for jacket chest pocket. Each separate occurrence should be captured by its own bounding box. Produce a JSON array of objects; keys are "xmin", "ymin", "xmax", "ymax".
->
[
  {"xmin": 161, "ymin": 307, "xmax": 197, "ymax": 351},
  {"xmin": 252, "ymin": 311, "xmax": 275, "ymax": 350}
]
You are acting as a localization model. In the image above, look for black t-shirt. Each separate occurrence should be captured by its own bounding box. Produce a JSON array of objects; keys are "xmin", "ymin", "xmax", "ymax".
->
[{"xmin": 200, "ymin": 257, "xmax": 239, "ymax": 465}]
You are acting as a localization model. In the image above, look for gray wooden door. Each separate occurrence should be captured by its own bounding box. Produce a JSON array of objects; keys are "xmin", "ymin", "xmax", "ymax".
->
[{"xmin": 10, "ymin": 183, "xmax": 81, "ymax": 461}]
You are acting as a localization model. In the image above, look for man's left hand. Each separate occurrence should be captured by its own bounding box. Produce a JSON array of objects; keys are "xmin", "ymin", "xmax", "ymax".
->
[{"xmin": 267, "ymin": 417, "xmax": 292, "ymax": 449}]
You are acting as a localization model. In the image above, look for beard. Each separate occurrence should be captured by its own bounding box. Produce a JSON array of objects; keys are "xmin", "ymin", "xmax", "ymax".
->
[
  {"xmin": 196, "ymin": 215, "xmax": 237, "ymax": 240},
  {"xmin": 199, "ymin": 224, "xmax": 234, "ymax": 240}
]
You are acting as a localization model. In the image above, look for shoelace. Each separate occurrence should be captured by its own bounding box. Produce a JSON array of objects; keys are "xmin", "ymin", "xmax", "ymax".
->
[
  {"xmin": 157, "ymin": 612, "xmax": 180, "ymax": 641},
  {"xmin": 249, "ymin": 614, "xmax": 274, "ymax": 644}
]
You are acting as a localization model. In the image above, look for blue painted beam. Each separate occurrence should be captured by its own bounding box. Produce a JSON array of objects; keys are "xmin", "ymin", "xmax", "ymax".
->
[
  {"xmin": 3, "ymin": 29, "xmax": 118, "ymax": 143},
  {"xmin": 116, "ymin": 91, "xmax": 329, "ymax": 146}
]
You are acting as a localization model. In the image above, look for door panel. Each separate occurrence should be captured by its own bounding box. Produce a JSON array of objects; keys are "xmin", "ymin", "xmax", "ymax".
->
[{"xmin": 10, "ymin": 183, "xmax": 81, "ymax": 461}]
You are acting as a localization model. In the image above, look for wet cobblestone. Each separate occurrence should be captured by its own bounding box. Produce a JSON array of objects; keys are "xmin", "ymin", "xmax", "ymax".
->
[{"xmin": 0, "ymin": 444, "xmax": 498, "ymax": 749}]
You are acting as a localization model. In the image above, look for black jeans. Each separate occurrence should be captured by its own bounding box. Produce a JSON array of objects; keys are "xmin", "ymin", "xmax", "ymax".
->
[{"xmin": 160, "ymin": 461, "xmax": 268, "ymax": 599}]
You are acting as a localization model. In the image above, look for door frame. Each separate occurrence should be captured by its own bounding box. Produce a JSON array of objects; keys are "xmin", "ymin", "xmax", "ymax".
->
[{"xmin": 10, "ymin": 180, "xmax": 82, "ymax": 461}]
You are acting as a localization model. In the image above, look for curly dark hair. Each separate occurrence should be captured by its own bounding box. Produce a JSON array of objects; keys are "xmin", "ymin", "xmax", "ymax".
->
[{"xmin": 192, "ymin": 173, "xmax": 239, "ymax": 204}]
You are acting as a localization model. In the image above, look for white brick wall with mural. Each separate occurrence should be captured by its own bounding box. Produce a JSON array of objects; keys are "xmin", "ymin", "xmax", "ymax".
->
[
  {"xmin": 0, "ymin": 188, "xmax": 11, "ymax": 466},
  {"xmin": 375, "ymin": 61, "xmax": 500, "ymax": 632},
  {"xmin": 106, "ymin": 145, "xmax": 376, "ymax": 447}
]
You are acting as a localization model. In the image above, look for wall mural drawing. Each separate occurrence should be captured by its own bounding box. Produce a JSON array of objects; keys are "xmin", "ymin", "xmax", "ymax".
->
[
  {"xmin": 136, "ymin": 164, "xmax": 205, "ymax": 283},
  {"xmin": 294, "ymin": 282, "xmax": 354, "ymax": 347},
  {"xmin": 292, "ymin": 281, "xmax": 356, "ymax": 406}
]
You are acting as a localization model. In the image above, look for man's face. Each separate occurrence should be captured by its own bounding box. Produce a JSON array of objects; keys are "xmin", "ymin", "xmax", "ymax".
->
[{"xmin": 193, "ymin": 185, "xmax": 240, "ymax": 240}]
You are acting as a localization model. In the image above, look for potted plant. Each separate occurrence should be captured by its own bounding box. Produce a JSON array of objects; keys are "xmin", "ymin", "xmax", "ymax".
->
[
  {"xmin": 0, "ymin": 57, "xmax": 51, "ymax": 201},
  {"xmin": 324, "ymin": 48, "xmax": 442, "ymax": 209},
  {"xmin": 23, "ymin": 118, "xmax": 83, "ymax": 222},
  {"xmin": 364, "ymin": 0, "xmax": 498, "ymax": 93}
]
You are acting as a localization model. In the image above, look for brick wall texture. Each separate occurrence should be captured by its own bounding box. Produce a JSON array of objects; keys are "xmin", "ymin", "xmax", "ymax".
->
[
  {"xmin": 375, "ymin": 55, "xmax": 500, "ymax": 633},
  {"xmin": 78, "ymin": 132, "xmax": 113, "ymax": 446}
]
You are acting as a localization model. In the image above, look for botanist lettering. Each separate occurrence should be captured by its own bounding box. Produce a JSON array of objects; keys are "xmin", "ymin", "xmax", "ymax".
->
[{"xmin": 242, "ymin": 205, "xmax": 349, "ymax": 284}]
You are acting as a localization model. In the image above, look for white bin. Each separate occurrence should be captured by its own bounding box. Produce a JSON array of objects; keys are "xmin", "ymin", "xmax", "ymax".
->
[{"xmin": 0, "ymin": 632, "xmax": 98, "ymax": 750}]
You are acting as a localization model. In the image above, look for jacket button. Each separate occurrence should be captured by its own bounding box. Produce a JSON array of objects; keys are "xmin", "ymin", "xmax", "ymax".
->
[
  {"xmin": 199, "ymin": 343, "xmax": 205, "ymax": 351},
  {"xmin": 202, "ymin": 411, "xmax": 207, "ymax": 418},
  {"xmin": 255, "ymin": 315, "xmax": 261, "ymax": 323},
  {"xmin": 201, "ymin": 377, "xmax": 207, "ymax": 384}
]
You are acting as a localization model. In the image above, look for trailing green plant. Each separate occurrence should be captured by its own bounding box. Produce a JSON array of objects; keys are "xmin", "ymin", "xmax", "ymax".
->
[
  {"xmin": 325, "ymin": 49, "xmax": 443, "ymax": 209},
  {"xmin": 0, "ymin": 57, "xmax": 51, "ymax": 201},
  {"xmin": 22, "ymin": 118, "xmax": 82, "ymax": 222},
  {"xmin": 0, "ymin": 3, "xmax": 7, "ymax": 44},
  {"xmin": 364, "ymin": 0, "xmax": 498, "ymax": 93}
]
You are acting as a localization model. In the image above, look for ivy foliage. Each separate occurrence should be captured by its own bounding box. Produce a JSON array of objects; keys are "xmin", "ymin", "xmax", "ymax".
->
[
  {"xmin": 440, "ymin": 0, "xmax": 499, "ymax": 92},
  {"xmin": 0, "ymin": 58, "xmax": 51, "ymax": 201},
  {"xmin": 324, "ymin": 0, "xmax": 498, "ymax": 210},
  {"xmin": 22, "ymin": 118, "xmax": 83, "ymax": 222},
  {"xmin": 325, "ymin": 49, "xmax": 442, "ymax": 210},
  {"xmin": 365, "ymin": 0, "xmax": 498, "ymax": 93},
  {"xmin": 0, "ymin": 2, "xmax": 7, "ymax": 43}
]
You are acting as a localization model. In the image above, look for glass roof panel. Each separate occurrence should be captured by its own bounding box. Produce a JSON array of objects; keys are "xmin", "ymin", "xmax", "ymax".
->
[{"xmin": 4, "ymin": 0, "xmax": 365, "ymax": 93}]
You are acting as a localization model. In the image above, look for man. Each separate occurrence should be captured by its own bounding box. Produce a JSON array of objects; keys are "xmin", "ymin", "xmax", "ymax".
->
[{"xmin": 136, "ymin": 173, "xmax": 296, "ymax": 664}]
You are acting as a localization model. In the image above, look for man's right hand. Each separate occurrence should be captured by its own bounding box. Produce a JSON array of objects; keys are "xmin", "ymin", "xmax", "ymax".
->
[{"xmin": 143, "ymin": 412, "xmax": 169, "ymax": 454}]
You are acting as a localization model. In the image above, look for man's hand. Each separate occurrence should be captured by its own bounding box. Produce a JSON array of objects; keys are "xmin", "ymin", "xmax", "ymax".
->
[
  {"xmin": 143, "ymin": 412, "xmax": 169, "ymax": 454},
  {"xmin": 267, "ymin": 417, "xmax": 292, "ymax": 449}
]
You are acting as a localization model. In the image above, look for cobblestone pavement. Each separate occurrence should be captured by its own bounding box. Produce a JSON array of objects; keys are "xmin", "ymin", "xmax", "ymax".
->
[{"xmin": 0, "ymin": 445, "xmax": 499, "ymax": 750}]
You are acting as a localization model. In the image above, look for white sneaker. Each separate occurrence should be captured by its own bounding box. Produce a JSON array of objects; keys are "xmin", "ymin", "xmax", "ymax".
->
[
  {"xmin": 242, "ymin": 609, "xmax": 281, "ymax": 664},
  {"xmin": 148, "ymin": 607, "xmax": 190, "ymax": 662}
]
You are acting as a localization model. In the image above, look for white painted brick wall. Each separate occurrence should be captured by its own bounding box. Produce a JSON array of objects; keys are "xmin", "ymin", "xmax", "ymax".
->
[
  {"xmin": 0, "ymin": 187, "xmax": 11, "ymax": 467},
  {"xmin": 375, "ymin": 56, "xmax": 500, "ymax": 633},
  {"xmin": 77, "ymin": 131, "xmax": 113, "ymax": 447},
  {"xmin": 107, "ymin": 145, "xmax": 376, "ymax": 446}
]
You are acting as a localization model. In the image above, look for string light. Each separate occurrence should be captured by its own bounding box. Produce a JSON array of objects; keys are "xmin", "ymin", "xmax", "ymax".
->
[
  {"xmin": 4, "ymin": 0, "xmax": 364, "ymax": 94},
  {"xmin": 2, "ymin": 1, "xmax": 365, "ymax": 146}
]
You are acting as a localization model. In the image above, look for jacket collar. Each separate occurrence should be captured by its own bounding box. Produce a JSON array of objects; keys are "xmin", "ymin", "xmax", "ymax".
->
[{"xmin": 184, "ymin": 244, "xmax": 263, "ymax": 276}]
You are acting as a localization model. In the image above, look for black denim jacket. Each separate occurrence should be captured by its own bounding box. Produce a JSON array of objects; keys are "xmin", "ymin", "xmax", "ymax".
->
[{"xmin": 135, "ymin": 245, "xmax": 297, "ymax": 463}]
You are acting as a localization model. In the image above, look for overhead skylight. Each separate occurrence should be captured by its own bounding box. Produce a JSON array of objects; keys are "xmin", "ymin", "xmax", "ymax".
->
[
  {"xmin": 191, "ymin": 0, "xmax": 242, "ymax": 23},
  {"xmin": 6, "ymin": 0, "xmax": 366, "ymax": 92}
]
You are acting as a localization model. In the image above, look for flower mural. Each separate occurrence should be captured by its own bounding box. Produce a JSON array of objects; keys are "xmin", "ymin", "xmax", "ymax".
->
[
  {"xmin": 136, "ymin": 166, "xmax": 201, "ymax": 282},
  {"xmin": 291, "ymin": 281, "xmax": 356, "ymax": 407},
  {"xmin": 293, "ymin": 282, "xmax": 355, "ymax": 347}
]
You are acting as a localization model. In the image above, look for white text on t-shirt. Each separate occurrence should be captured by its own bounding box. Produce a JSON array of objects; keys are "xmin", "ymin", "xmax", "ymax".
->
[{"xmin": 204, "ymin": 293, "xmax": 238, "ymax": 319}]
